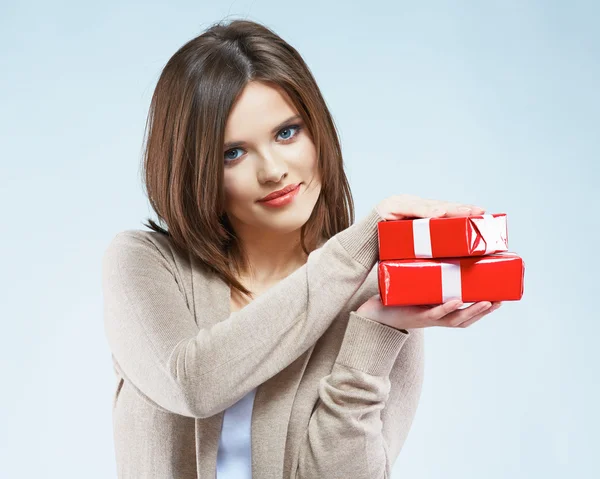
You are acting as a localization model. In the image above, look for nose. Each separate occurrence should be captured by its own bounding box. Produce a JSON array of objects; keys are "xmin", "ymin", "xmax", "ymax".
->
[{"xmin": 256, "ymin": 150, "xmax": 288, "ymax": 184}]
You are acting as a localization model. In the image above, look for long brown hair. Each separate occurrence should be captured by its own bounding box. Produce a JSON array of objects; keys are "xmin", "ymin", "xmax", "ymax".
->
[{"xmin": 141, "ymin": 18, "xmax": 355, "ymax": 298}]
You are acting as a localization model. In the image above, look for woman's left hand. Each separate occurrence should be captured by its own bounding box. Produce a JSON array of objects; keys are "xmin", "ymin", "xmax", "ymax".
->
[{"xmin": 356, "ymin": 294, "xmax": 503, "ymax": 330}]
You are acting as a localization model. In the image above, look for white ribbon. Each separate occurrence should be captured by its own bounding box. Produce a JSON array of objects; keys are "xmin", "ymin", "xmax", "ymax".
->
[
  {"xmin": 412, "ymin": 218, "xmax": 433, "ymax": 258},
  {"xmin": 441, "ymin": 260, "xmax": 462, "ymax": 302},
  {"xmin": 412, "ymin": 214, "xmax": 506, "ymax": 258}
]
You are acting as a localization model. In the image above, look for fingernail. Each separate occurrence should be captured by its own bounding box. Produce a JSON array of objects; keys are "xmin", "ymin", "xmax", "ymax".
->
[{"xmin": 458, "ymin": 206, "xmax": 472, "ymax": 212}]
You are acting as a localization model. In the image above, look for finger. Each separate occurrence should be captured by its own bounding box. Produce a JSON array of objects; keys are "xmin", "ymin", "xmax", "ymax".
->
[
  {"xmin": 388, "ymin": 198, "xmax": 447, "ymax": 219},
  {"xmin": 416, "ymin": 305, "xmax": 437, "ymax": 311},
  {"xmin": 422, "ymin": 199, "xmax": 478, "ymax": 211},
  {"xmin": 421, "ymin": 299, "xmax": 465, "ymax": 321},
  {"xmin": 441, "ymin": 203, "xmax": 486, "ymax": 217},
  {"xmin": 435, "ymin": 301, "xmax": 493, "ymax": 327},
  {"xmin": 388, "ymin": 196, "xmax": 485, "ymax": 219},
  {"xmin": 457, "ymin": 302, "xmax": 502, "ymax": 328},
  {"xmin": 419, "ymin": 199, "xmax": 485, "ymax": 216},
  {"xmin": 414, "ymin": 202, "xmax": 485, "ymax": 219},
  {"xmin": 406, "ymin": 197, "xmax": 451, "ymax": 216}
]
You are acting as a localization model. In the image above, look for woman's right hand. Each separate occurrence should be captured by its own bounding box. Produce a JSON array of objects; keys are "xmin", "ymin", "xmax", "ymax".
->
[{"xmin": 375, "ymin": 194, "xmax": 486, "ymax": 221}]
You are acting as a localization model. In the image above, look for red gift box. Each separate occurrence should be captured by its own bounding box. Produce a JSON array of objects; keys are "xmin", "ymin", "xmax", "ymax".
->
[
  {"xmin": 377, "ymin": 213, "xmax": 508, "ymax": 260},
  {"xmin": 378, "ymin": 252, "xmax": 525, "ymax": 306}
]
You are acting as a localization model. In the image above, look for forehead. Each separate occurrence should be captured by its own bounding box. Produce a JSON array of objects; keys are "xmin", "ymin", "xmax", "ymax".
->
[{"xmin": 224, "ymin": 82, "xmax": 297, "ymax": 137}]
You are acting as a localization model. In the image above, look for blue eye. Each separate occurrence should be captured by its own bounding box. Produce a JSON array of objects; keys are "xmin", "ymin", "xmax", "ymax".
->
[
  {"xmin": 224, "ymin": 124, "xmax": 303, "ymax": 164},
  {"xmin": 225, "ymin": 148, "xmax": 242, "ymax": 161},
  {"xmin": 277, "ymin": 125, "xmax": 300, "ymax": 141}
]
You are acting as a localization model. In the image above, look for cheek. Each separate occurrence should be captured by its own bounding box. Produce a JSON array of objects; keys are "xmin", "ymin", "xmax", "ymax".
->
[
  {"xmin": 223, "ymin": 173, "xmax": 253, "ymax": 207},
  {"xmin": 297, "ymin": 138, "xmax": 318, "ymax": 172},
  {"xmin": 304, "ymin": 146, "xmax": 320, "ymax": 181}
]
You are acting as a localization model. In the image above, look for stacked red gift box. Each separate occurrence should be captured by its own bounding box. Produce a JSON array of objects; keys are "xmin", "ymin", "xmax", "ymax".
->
[{"xmin": 376, "ymin": 213, "xmax": 525, "ymax": 306}]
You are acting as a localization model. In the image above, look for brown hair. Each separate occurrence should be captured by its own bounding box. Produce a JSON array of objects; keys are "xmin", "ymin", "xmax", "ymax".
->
[{"xmin": 141, "ymin": 18, "xmax": 355, "ymax": 298}]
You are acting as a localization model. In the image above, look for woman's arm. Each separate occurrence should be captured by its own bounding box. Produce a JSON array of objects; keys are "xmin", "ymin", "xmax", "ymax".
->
[
  {"xmin": 295, "ymin": 312, "xmax": 424, "ymax": 479},
  {"xmin": 102, "ymin": 207, "xmax": 383, "ymax": 419}
]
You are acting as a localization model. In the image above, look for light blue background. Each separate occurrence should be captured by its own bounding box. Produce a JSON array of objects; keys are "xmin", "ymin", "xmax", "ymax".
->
[{"xmin": 1, "ymin": 0, "xmax": 598, "ymax": 477}]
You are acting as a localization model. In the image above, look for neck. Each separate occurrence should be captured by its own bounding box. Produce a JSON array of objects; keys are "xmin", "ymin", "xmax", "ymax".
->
[{"xmin": 237, "ymin": 234, "xmax": 307, "ymax": 285}]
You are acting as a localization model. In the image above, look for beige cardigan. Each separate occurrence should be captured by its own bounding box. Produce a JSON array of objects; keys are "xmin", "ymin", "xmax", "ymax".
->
[{"xmin": 101, "ymin": 206, "xmax": 424, "ymax": 478}]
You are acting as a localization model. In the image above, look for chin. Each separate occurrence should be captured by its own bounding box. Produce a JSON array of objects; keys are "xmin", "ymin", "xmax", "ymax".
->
[{"xmin": 257, "ymin": 199, "xmax": 316, "ymax": 230}]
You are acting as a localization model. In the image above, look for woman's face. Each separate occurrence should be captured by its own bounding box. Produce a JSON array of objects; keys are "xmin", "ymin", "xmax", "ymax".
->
[{"xmin": 222, "ymin": 81, "xmax": 321, "ymax": 237}]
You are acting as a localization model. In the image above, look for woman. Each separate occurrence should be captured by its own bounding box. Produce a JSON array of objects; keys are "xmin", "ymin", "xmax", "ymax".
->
[{"xmin": 101, "ymin": 18, "xmax": 501, "ymax": 478}]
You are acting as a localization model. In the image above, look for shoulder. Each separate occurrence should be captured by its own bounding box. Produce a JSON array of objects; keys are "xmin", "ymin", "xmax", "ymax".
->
[
  {"xmin": 102, "ymin": 229, "xmax": 216, "ymax": 284},
  {"xmin": 102, "ymin": 229, "xmax": 197, "ymax": 277},
  {"xmin": 103, "ymin": 229, "xmax": 171, "ymax": 261}
]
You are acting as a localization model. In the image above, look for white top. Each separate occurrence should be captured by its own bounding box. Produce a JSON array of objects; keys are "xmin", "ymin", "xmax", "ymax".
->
[{"xmin": 216, "ymin": 387, "xmax": 257, "ymax": 478}]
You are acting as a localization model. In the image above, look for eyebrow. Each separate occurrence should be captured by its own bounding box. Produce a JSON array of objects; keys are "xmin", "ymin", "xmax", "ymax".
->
[{"xmin": 223, "ymin": 114, "xmax": 303, "ymax": 150}]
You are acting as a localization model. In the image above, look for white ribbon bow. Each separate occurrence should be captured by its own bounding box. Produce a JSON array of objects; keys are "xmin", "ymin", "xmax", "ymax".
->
[{"xmin": 412, "ymin": 214, "xmax": 506, "ymax": 258}]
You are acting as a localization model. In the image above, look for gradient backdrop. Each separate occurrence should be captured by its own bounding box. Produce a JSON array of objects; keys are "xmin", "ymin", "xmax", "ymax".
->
[{"xmin": 1, "ymin": 0, "xmax": 598, "ymax": 477}]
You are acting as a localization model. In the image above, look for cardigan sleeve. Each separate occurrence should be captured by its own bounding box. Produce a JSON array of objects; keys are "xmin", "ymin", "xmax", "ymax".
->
[
  {"xmin": 295, "ymin": 312, "xmax": 425, "ymax": 479},
  {"xmin": 102, "ymin": 207, "xmax": 384, "ymax": 419}
]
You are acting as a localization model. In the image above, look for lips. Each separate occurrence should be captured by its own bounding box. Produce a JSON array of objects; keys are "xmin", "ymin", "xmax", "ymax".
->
[{"xmin": 258, "ymin": 183, "xmax": 301, "ymax": 202}]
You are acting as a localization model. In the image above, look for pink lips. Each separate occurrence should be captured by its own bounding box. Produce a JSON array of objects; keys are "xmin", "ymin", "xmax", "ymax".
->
[
  {"xmin": 257, "ymin": 183, "xmax": 301, "ymax": 207},
  {"xmin": 258, "ymin": 183, "xmax": 302, "ymax": 202}
]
